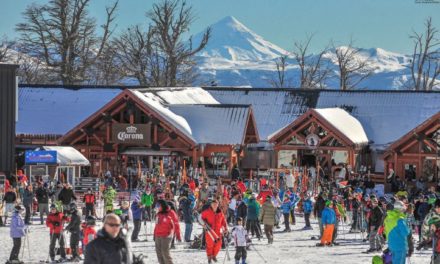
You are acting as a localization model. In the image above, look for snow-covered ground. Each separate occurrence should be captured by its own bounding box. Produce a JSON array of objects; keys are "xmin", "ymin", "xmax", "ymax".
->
[{"xmin": 0, "ymin": 212, "xmax": 432, "ymax": 264}]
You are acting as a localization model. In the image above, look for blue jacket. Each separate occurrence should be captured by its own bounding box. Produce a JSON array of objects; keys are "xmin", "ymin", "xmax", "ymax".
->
[
  {"xmin": 281, "ymin": 200, "xmax": 292, "ymax": 214},
  {"xmin": 289, "ymin": 193, "xmax": 300, "ymax": 208},
  {"xmin": 10, "ymin": 212, "xmax": 26, "ymax": 238},
  {"xmin": 180, "ymin": 196, "xmax": 194, "ymax": 224},
  {"xmin": 303, "ymin": 199, "xmax": 313, "ymax": 214},
  {"xmin": 131, "ymin": 201, "xmax": 143, "ymax": 220},
  {"xmin": 384, "ymin": 210, "xmax": 410, "ymax": 252},
  {"xmin": 321, "ymin": 207, "xmax": 336, "ymax": 225}
]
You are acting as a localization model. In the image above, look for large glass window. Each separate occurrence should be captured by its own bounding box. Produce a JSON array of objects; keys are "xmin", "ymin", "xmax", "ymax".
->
[{"xmin": 278, "ymin": 150, "xmax": 297, "ymax": 168}]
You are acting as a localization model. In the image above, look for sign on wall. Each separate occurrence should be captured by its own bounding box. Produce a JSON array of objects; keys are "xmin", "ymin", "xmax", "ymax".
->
[
  {"xmin": 305, "ymin": 133, "xmax": 320, "ymax": 148},
  {"xmin": 25, "ymin": 150, "xmax": 58, "ymax": 165},
  {"xmin": 112, "ymin": 123, "xmax": 151, "ymax": 145}
]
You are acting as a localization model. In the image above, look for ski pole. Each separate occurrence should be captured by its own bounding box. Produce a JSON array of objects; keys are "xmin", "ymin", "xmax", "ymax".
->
[{"xmin": 250, "ymin": 244, "xmax": 268, "ymax": 263}]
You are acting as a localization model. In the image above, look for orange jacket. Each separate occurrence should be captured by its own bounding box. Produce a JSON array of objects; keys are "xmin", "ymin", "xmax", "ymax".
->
[{"xmin": 201, "ymin": 207, "xmax": 227, "ymax": 235}]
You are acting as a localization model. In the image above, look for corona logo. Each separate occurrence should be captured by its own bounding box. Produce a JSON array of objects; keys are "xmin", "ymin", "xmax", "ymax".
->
[
  {"xmin": 126, "ymin": 125, "xmax": 137, "ymax": 133},
  {"xmin": 117, "ymin": 125, "xmax": 143, "ymax": 141}
]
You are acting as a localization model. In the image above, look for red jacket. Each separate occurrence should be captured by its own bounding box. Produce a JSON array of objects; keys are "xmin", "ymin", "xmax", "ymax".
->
[
  {"xmin": 46, "ymin": 212, "xmax": 67, "ymax": 234},
  {"xmin": 201, "ymin": 207, "xmax": 227, "ymax": 235},
  {"xmin": 154, "ymin": 210, "xmax": 181, "ymax": 240},
  {"xmin": 83, "ymin": 194, "xmax": 96, "ymax": 204},
  {"xmin": 188, "ymin": 180, "xmax": 196, "ymax": 191},
  {"xmin": 257, "ymin": 190, "xmax": 273, "ymax": 204},
  {"xmin": 82, "ymin": 224, "xmax": 97, "ymax": 245},
  {"xmin": 237, "ymin": 181, "xmax": 246, "ymax": 194}
]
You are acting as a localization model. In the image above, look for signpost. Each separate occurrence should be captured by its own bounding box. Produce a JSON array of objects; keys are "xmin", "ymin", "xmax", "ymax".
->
[
  {"xmin": 74, "ymin": 177, "xmax": 100, "ymax": 193},
  {"xmin": 25, "ymin": 150, "xmax": 57, "ymax": 165}
]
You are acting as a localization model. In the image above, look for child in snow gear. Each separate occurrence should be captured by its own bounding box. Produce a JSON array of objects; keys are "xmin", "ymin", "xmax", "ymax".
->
[
  {"xmin": 302, "ymin": 195, "xmax": 313, "ymax": 230},
  {"xmin": 83, "ymin": 189, "xmax": 96, "ymax": 217},
  {"xmin": 201, "ymin": 199, "xmax": 228, "ymax": 264},
  {"xmin": 317, "ymin": 200, "xmax": 336, "ymax": 247},
  {"xmin": 232, "ymin": 217, "xmax": 248, "ymax": 264},
  {"xmin": 8, "ymin": 205, "xmax": 27, "ymax": 263},
  {"xmin": 65, "ymin": 202, "xmax": 81, "ymax": 261},
  {"xmin": 82, "ymin": 216, "xmax": 97, "ymax": 250},
  {"xmin": 46, "ymin": 204, "xmax": 68, "ymax": 262},
  {"xmin": 153, "ymin": 199, "xmax": 181, "ymax": 264},
  {"xmin": 281, "ymin": 195, "xmax": 292, "ymax": 232}
]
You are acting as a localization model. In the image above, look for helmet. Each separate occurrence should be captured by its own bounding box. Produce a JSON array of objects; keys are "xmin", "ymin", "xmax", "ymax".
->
[
  {"xmin": 50, "ymin": 204, "xmax": 57, "ymax": 210},
  {"xmin": 393, "ymin": 201, "xmax": 406, "ymax": 212},
  {"xmin": 86, "ymin": 216, "xmax": 96, "ymax": 226}
]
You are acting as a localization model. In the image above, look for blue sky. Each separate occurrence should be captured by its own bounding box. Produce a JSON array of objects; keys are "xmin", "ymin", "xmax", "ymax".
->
[{"xmin": 1, "ymin": 0, "xmax": 439, "ymax": 54}]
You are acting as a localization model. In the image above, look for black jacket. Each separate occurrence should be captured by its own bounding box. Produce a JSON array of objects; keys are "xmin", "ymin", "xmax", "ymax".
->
[
  {"xmin": 84, "ymin": 229, "xmax": 130, "ymax": 264},
  {"xmin": 65, "ymin": 211, "xmax": 81, "ymax": 234},
  {"xmin": 58, "ymin": 188, "xmax": 76, "ymax": 205},
  {"xmin": 369, "ymin": 206, "xmax": 384, "ymax": 229},
  {"xmin": 35, "ymin": 187, "xmax": 49, "ymax": 204},
  {"xmin": 3, "ymin": 192, "xmax": 17, "ymax": 203},
  {"xmin": 237, "ymin": 201, "xmax": 247, "ymax": 219},
  {"xmin": 179, "ymin": 197, "xmax": 194, "ymax": 224},
  {"xmin": 22, "ymin": 189, "xmax": 34, "ymax": 206}
]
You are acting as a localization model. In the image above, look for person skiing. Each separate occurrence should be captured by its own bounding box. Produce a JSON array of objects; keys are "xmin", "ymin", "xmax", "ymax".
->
[
  {"xmin": 83, "ymin": 188, "xmax": 96, "ymax": 217},
  {"xmin": 316, "ymin": 200, "xmax": 336, "ymax": 247},
  {"xmin": 232, "ymin": 217, "xmax": 248, "ymax": 264},
  {"xmin": 153, "ymin": 199, "xmax": 181, "ymax": 264},
  {"xmin": 84, "ymin": 213, "xmax": 132, "ymax": 264},
  {"xmin": 46, "ymin": 204, "xmax": 68, "ymax": 262},
  {"xmin": 260, "ymin": 195, "xmax": 276, "ymax": 244},
  {"xmin": 201, "ymin": 199, "xmax": 228, "ymax": 264},
  {"xmin": 7, "ymin": 205, "xmax": 27, "ymax": 264},
  {"xmin": 384, "ymin": 201, "xmax": 410, "ymax": 264},
  {"xmin": 64, "ymin": 202, "xmax": 81, "ymax": 261}
]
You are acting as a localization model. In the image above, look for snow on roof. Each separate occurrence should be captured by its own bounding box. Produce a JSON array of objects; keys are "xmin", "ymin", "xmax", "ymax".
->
[
  {"xmin": 42, "ymin": 146, "xmax": 89, "ymax": 166},
  {"xmin": 169, "ymin": 104, "xmax": 251, "ymax": 145},
  {"xmin": 206, "ymin": 89, "xmax": 316, "ymax": 140},
  {"xmin": 130, "ymin": 90, "xmax": 195, "ymax": 142},
  {"xmin": 315, "ymin": 91, "xmax": 440, "ymax": 148},
  {"xmin": 149, "ymin": 87, "xmax": 219, "ymax": 105},
  {"xmin": 17, "ymin": 87, "xmax": 121, "ymax": 135},
  {"xmin": 313, "ymin": 108, "xmax": 369, "ymax": 145}
]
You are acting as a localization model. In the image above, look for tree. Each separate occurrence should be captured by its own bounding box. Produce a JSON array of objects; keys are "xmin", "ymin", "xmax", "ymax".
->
[
  {"xmin": 112, "ymin": 25, "xmax": 155, "ymax": 85},
  {"xmin": 0, "ymin": 36, "xmax": 13, "ymax": 62},
  {"xmin": 408, "ymin": 17, "xmax": 440, "ymax": 91},
  {"xmin": 293, "ymin": 35, "xmax": 331, "ymax": 89},
  {"xmin": 269, "ymin": 54, "xmax": 289, "ymax": 88},
  {"xmin": 333, "ymin": 39, "xmax": 373, "ymax": 90},
  {"xmin": 16, "ymin": 0, "xmax": 118, "ymax": 84},
  {"xmin": 148, "ymin": 0, "xmax": 210, "ymax": 86}
]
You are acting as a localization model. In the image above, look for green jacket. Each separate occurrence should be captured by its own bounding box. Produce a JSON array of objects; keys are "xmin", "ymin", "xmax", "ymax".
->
[
  {"xmin": 103, "ymin": 187, "xmax": 116, "ymax": 205},
  {"xmin": 141, "ymin": 192, "xmax": 154, "ymax": 207}
]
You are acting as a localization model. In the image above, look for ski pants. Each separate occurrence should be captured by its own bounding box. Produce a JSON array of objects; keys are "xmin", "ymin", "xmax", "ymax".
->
[
  {"xmin": 246, "ymin": 219, "xmax": 261, "ymax": 238},
  {"xmin": 9, "ymin": 237, "xmax": 21, "ymax": 261},
  {"xmin": 38, "ymin": 203, "xmax": 49, "ymax": 224},
  {"xmin": 234, "ymin": 246, "xmax": 247, "ymax": 262},
  {"xmin": 290, "ymin": 209, "xmax": 296, "ymax": 224},
  {"xmin": 318, "ymin": 218, "xmax": 323, "ymax": 238},
  {"xmin": 131, "ymin": 219, "xmax": 141, "ymax": 241},
  {"xmin": 70, "ymin": 232, "xmax": 80, "ymax": 258},
  {"xmin": 49, "ymin": 233, "xmax": 66, "ymax": 259},
  {"xmin": 283, "ymin": 213, "xmax": 290, "ymax": 230},
  {"xmin": 332, "ymin": 219, "xmax": 339, "ymax": 243},
  {"xmin": 391, "ymin": 250, "xmax": 406, "ymax": 264},
  {"xmin": 85, "ymin": 203, "xmax": 94, "ymax": 217},
  {"xmin": 205, "ymin": 233, "xmax": 222, "ymax": 258},
  {"xmin": 264, "ymin": 224, "xmax": 274, "ymax": 243},
  {"xmin": 184, "ymin": 223, "xmax": 193, "ymax": 242},
  {"xmin": 24, "ymin": 204, "xmax": 32, "ymax": 224},
  {"xmin": 369, "ymin": 228, "xmax": 382, "ymax": 250},
  {"xmin": 304, "ymin": 213, "xmax": 311, "ymax": 227},
  {"xmin": 320, "ymin": 224, "xmax": 335, "ymax": 245},
  {"xmin": 155, "ymin": 236, "xmax": 173, "ymax": 264}
]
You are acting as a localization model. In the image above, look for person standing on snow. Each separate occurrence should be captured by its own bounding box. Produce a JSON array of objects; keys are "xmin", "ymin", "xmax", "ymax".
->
[
  {"xmin": 46, "ymin": 204, "xmax": 68, "ymax": 262},
  {"xmin": 103, "ymin": 186, "xmax": 117, "ymax": 213},
  {"xmin": 260, "ymin": 195, "xmax": 276, "ymax": 244},
  {"xmin": 313, "ymin": 192, "xmax": 326, "ymax": 238},
  {"xmin": 281, "ymin": 195, "xmax": 292, "ymax": 232},
  {"xmin": 246, "ymin": 195, "xmax": 261, "ymax": 239},
  {"xmin": 131, "ymin": 197, "xmax": 144, "ymax": 242},
  {"xmin": 365, "ymin": 197, "xmax": 384, "ymax": 253},
  {"xmin": 316, "ymin": 200, "xmax": 336, "ymax": 247},
  {"xmin": 384, "ymin": 201, "xmax": 410, "ymax": 264},
  {"xmin": 232, "ymin": 217, "xmax": 248, "ymax": 264},
  {"xmin": 36, "ymin": 182, "xmax": 50, "ymax": 225},
  {"xmin": 141, "ymin": 187, "xmax": 154, "ymax": 224},
  {"xmin": 22, "ymin": 185, "xmax": 34, "ymax": 225},
  {"xmin": 65, "ymin": 202, "xmax": 81, "ymax": 261},
  {"xmin": 154, "ymin": 199, "xmax": 181, "ymax": 264},
  {"xmin": 302, "ymin": 194, "xmax": 313, "ymax": 230},
  {"xmin": 83, "ymin": 188, "xmax": 96, "ymax": 217},
  {"xmin": 8, "ymin": 205, "xmax": 27, "ymax": 264},
  {"xmin": 201, "ymin": 199, "xmax": 228, "ymax": 264}
]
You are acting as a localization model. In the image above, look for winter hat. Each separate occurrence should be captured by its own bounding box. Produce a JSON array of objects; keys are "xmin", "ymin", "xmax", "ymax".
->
[
  {"xmin": 428, "ymin": 195, "xmax": 437, "ymax": 205},
  {"xmin": 50, "ymin": 204, "xmax": 57, "ymax": 210},
  {"xmin": 393, "ymin": 201, "xmax": 406, "ymax": 212}
]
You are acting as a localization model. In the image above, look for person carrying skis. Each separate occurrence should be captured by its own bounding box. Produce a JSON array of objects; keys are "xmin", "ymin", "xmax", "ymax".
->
[
  {"xmin": 232, "ymin": 217, "xmax": 248, "ymax": 264},
  {"xmin": 65, "ymin": 202, "xmax": 81, "ymax": 261},
  {"xmin": 7, "ymin": 205, "xmax": 27, "ymax": 264},
  {"xmin": 46, "ymin": 204, "xmax": 68, "ymax": 262},
  {"xmin": 384, "ymin": 201, "xmax": 410, "ymax": 264},
  {"xmin": 154, "ymin": 199, "xmax": 181, "ymax": 264},
  {"xmin": 316, "ymin": 200, "xmax": 336, "ymax": 247},
  {"xmin": 201, "ymin": 199, "xmax": 228, "ymax": 264},
  {"xmin": 83, "ymin": 188, "xmax": 96, "ymax": 217}
]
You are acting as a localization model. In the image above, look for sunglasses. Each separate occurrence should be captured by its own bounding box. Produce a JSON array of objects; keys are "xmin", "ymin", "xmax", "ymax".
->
[{"xmin": 105, "ymin": 223, "xmax": 121, "ymax": 228}]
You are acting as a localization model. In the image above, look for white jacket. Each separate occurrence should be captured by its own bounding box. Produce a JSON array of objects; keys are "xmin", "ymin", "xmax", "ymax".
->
[
  {"xmin": 232, "ymin": 225, "xmax": 248, "ymax": 247},
  {"xmin": 286, "ymin": 173, "xmax": 294, "ymax": 188}
]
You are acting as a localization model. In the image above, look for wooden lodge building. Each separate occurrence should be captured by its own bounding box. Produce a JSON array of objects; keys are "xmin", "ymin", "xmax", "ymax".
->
[{"xmin": 13, "ymin": 84, "xmax": 440, "ymax": 187}]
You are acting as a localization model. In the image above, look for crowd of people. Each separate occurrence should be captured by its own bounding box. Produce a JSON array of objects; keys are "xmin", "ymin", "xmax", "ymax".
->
[{"xmin": 2, "ymin": 167, "xmax": 440, "ymax": 264}]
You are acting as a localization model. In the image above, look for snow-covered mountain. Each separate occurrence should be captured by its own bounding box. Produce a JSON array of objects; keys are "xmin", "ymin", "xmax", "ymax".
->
[{"xmin": 194, "ymin": 16, "xmax": 438, "ymax": 90}]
